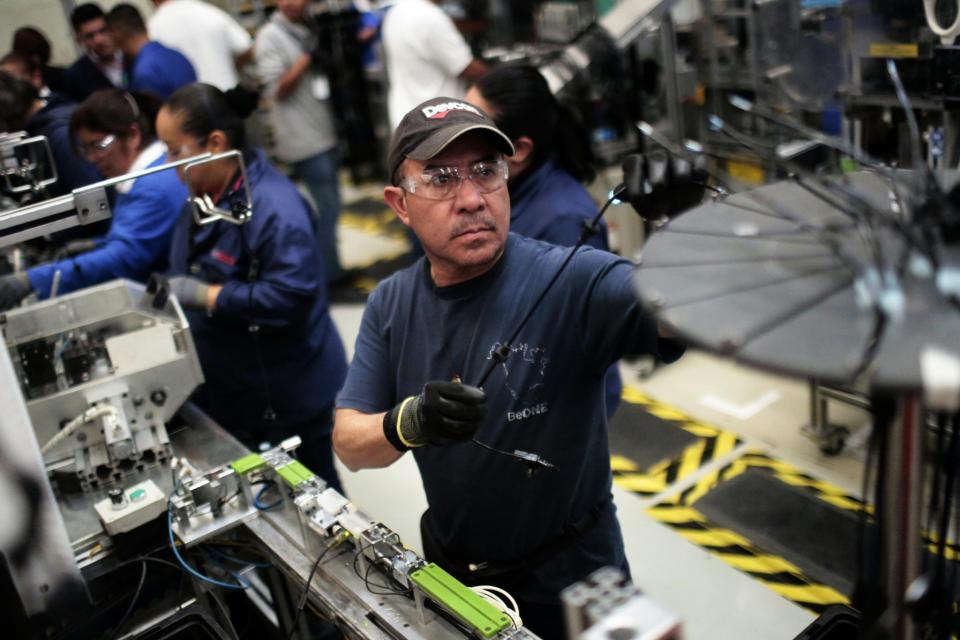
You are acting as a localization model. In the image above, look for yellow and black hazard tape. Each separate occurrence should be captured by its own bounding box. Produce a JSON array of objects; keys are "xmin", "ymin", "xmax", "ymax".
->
[
  {"xmin": 690, "ymin": 452, "xmax": 960, "ymax": 560},
  {"xmin": 648, "ymin": 450, "xmax": 960, "ymax": 613},
  {"xmin": 676, "ymin": 451, "xmax": 868, "ymax": 514},
  {"xmin": 648, "ymin": 500, "xmax": 849, "ymax": 614},
  {"xmin": 648, "ymin": 450, "xmax": 850, "ymax": 613},
  {"xmin": 611, "ymin": 386, "xmax": 741, "ymax": 497}
]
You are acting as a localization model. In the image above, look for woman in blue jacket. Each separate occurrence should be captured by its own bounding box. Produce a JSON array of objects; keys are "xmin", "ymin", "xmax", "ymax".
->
[
  {"xmin": 465, "ymin": 65, "xmax": 623, "ymax": 418},
  {"xmin": 156, "ymin": 83, "xmax": 348, "ymax": 492},
  {"xmin": 0, "ymin": 89, "xmax": 186, "ymax": 309}
]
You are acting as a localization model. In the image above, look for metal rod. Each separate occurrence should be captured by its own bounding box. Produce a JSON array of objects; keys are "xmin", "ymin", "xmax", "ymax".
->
[{"xmin": 72, "ymin": 152, "xmax": 213, "ymax": 195}]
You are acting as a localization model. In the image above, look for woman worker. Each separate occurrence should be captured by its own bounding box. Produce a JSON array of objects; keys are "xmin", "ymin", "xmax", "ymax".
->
[
  {"xmin": 464, "ymin": 65, "xmax": 623, "ymax": 418},
  {"xmin": 156, "ymin": 83, "xmax": 348, "ymax": 492},
  {"xmin": 0, "ymin": 89, "xmax": 187, "ymax": 309}
]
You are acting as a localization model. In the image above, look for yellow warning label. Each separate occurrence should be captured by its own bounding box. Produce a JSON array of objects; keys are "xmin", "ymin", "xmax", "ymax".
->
[
  {"xmin": 726, "ymin": 159, "xmax": 765, "ymax": 186},
  {"xmin": 868, "ymin": 43, "xmax": 919, "ymax": 58}
]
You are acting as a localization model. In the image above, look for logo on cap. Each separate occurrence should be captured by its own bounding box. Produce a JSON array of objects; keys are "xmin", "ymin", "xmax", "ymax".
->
[{"xmin": 421, "ymin": 101, "xmax": 482, "ymax": 120}]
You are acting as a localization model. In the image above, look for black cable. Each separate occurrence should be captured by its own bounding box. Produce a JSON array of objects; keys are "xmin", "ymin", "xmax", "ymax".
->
[
  {"xmin": 637, "ymin": 121, "xmax": 866, "ymax": 275},
  {"xmin": 709, "ymin": 116, "xmax": 896, "ymax": 276},
  {"xmin": 285, "ymin": 538, "xmax": 343, "ymax": 640},
  {"xmin": 361, "ymin": 554, "xmax": 411, "ymax": 597},
  {"xmin": 108, "ymin": 560, "xmax": 147, "ymax": 639},
  {"xmin": 473, "ymin": 186, "xmax": 624, "ymax": 389},
  {"xmin": 52, "ymin": 556, "xmax": 187, "ymax": 639},
  {"xmin": 726, "ymin": 94, "xmax": 894, "ymax": 178}
]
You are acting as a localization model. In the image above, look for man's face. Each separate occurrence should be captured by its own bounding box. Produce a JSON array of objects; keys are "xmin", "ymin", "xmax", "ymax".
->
[
  {"xmin": 385, "ymin": 133, "xmax": 511, "ymax": 285},
  {"xmin": 276, "ymin": 0, "xmax": 307, "ymax": 21},
  {"xmin": 76, "ymin": 17, "xmax": 116, "ymax": 61}
]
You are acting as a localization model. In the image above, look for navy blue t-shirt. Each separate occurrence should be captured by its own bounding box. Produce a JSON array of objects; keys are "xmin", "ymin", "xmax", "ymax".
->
[
  {"xmin": 337, "ymin": 233, "xmax": 679, "ymax": 600},
  {"xmin": 509, "ymin": 157, "xmax": 623, "ymax": 418}
]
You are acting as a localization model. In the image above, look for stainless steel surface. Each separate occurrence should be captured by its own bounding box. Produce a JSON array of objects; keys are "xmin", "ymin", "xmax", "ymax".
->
[
  {"xmin": 599, "ymin": 0, "xmax": 677, "ymax": 49},
  {"xmin": 4, "ymin": 280, "xmax": 203, "ymax": 455},
  {"xmin": 246, "ymin": 515, "xmax": 469, "ymax": 640},
  {"xmin": 0, "ymin": 187, "xmax": 112, "ymax": 248},
  {"xmin": 0, "ymin": 153, "xmax": 212, "ymax": 249},
  {"xmin": 58, "ymin": 402, "xmax": 249, "ymax": 565}
]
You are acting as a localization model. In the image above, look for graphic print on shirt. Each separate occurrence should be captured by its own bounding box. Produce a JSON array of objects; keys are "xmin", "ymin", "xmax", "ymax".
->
[{"xmin": 486, "ymin": 341, "xmax": 550, "ymax": 422}]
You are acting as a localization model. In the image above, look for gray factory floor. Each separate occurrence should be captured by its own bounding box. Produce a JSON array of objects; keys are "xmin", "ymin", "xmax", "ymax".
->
[{"xmin": 325, "ymin": 180, "xmax": 874, "ymax": 640}]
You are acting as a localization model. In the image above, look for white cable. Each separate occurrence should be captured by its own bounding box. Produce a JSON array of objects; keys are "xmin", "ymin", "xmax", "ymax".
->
[
  {"xmin": 471, "ymin": 584, "xmax": 522, "ymax": 628},
  {"xmin": 41, "ymin": 405, "xmax": 119, "ymax": 455}
]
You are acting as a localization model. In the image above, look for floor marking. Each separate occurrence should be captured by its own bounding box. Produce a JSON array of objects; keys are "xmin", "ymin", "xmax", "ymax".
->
[{"xmin": 698, "ymin": 390, "xmax": 781, "ymax": 420}]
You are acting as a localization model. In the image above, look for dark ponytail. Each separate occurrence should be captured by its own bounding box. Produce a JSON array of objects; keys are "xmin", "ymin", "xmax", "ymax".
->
[
  {"xmin": 473, "ymin": 64, "xmax": 596, "ymax": 183},
  {"xmin": 164, "ymin": 83, "xmax": 256, "ymax": 150},
  {"xmin": 69, "ymin": 89, "xmax": 161, "ymax": 150}
]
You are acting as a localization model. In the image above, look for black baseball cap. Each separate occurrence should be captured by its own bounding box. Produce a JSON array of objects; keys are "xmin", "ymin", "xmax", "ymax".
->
[{"xmin": 387, "ymin": 97, "xmax": 515, "ymax": 184}]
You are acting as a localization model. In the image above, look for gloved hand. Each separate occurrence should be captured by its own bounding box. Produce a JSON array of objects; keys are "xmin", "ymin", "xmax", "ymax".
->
[
  {"xmin": 0, "ymin": 273, "xmax": 31, "ymax": 312},
  {"xmin": 382, "ymin": 381, "xmax": 487, "ymax": 450},
  {"xmin": 621, "ymin": 150, "xmax": 708, "ymax": 221},
  {"xmin": 168, "ymin": 275, "xmax": 210, "ymax": 311}
]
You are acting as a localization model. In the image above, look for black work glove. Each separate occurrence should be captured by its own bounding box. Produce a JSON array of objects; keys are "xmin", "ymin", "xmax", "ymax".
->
[
  {"xmin": 382, "ymin": 381, "xmax": 487, "ymax": 450},
  {"xmin": 621, "ymin": 150, "xmax": 708, "ymax": 221},
  {"xmin": 0, "ymin": 273, "xmax": 31, "ymax": 312}
]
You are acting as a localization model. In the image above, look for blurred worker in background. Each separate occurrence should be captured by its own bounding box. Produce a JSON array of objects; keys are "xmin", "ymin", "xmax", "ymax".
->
[
  {"xmin": 62, "ymin": 3, "xmax": 126, "ymax": 103},
  {"xmin": 149, "ymin": 0, "xmax": 254, "ymax": 92},
  {"xmin": 0, "ymin": 89, "xmax": 186, "ymax": 309},
  {"xmin": 381, "ymin": 0, "xmax": 488, "ymax": 129},
  {"xmin": 255, "ymin": 0, "xmax": 343, "ymax": 285},
  {"xmin": 0, "ymin": 62, "xmax": 101, "ymax": 196},
  {"xmin": 107, "ymin": 4, "xmax": 197, "ymax": 100},
  {"xmin": 156, "ymin": 83, "xmax": 348, "ymax": 491},
  {"xmin": 11, "ymin": 27, "xmax": 65, "ymax": 95},
  {"xmin": 465, "ymin": 64, "xmax": 623, "ymax": 418}
]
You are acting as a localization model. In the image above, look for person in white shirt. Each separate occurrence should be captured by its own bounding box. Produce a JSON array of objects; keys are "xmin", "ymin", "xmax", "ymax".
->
[
  {"xmin": 381, "ymin": 0, "xmax": 488, "ymax": 129},
  {"xmin": 148, "ymin": 0, "xmax": 253, "ymax": 91}
]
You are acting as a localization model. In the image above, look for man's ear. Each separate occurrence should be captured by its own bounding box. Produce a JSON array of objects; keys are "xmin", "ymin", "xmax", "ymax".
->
[
  {"xmin": 511, "ymin": 136, "xmax": 535, "ymax": 164},
  {"xmin": 384, "ymin": 185, "xmax": 411, "ymax": 227}
]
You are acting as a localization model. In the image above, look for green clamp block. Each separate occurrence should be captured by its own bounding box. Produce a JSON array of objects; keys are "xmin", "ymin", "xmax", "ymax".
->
[
  {"xmin": 410, "ymin": 563, "xmax": 511, "ymax": 638},
  {"xmin": 230, "ymin": 453, "xmax": 266, "ymax": 475},
  {"xmin": 276, "ymin": 460, "xmax": 315, "ymax": 489}
]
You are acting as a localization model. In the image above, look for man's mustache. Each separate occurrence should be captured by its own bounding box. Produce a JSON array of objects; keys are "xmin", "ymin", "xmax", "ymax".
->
[{"xmin": 450, "ymin": 214, "xmax": 497, "ymax": 239}]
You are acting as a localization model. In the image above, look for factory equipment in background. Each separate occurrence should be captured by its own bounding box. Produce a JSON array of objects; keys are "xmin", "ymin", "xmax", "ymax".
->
[{"xmin": 4, "ymin": 279, "xmax": 203, "ymax": 492}]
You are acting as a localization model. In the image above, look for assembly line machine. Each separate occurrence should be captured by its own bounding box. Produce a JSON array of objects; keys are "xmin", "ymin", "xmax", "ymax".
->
[{"xmin": 0, "ymin": 132, "xmax": 679, "ymax": 640}]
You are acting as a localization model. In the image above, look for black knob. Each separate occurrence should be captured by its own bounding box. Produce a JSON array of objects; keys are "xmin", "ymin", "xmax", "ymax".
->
[{"xmin": 108, "ymin": 489, "xmax": 124, "ymax": 505}]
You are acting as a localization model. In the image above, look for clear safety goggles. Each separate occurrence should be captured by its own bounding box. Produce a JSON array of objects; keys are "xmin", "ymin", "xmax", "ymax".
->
[{"xmin": 400, "ymin": 158, "xmax": 508, "ymax": 201}]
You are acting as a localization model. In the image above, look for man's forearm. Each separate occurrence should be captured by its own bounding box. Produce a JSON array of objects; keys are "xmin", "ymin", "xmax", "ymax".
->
[
  {"xmin": 275, "ymin": 52, "xmax": 312, "ymax": 100},
  {"xmin": 333, "ymin": 408, "xmax": 405, "ymax": 471}
]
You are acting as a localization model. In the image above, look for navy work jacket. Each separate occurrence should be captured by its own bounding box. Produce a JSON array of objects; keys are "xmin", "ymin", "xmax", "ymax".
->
[{"xmin": 168, "ymin": 148, "xmax": 347, "ymax": 435}]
